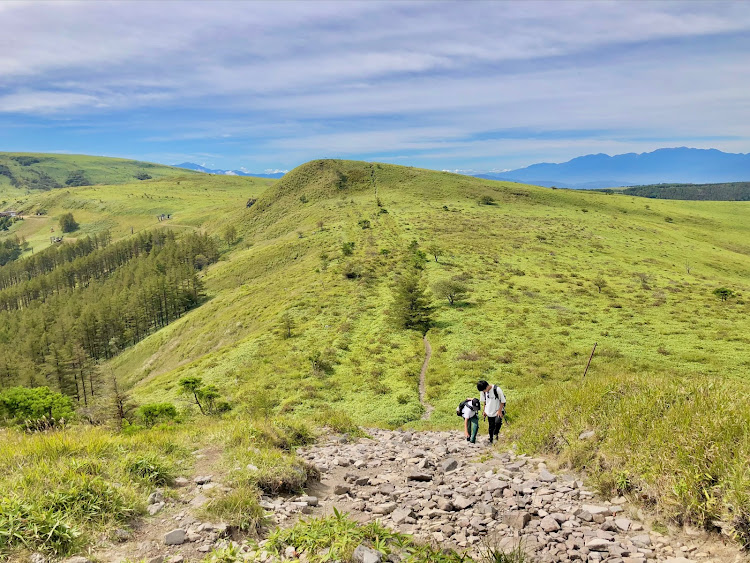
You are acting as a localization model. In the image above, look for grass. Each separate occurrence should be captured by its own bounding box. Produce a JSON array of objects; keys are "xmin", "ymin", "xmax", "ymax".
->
[
  {"xmin": 0, "ymin": 424, "xmax": 195, "ymax": 558},
  {"xmin": 3, "ymin": 157, "xmax": 750, "ymax": 548},
  {"xmin": 508, "ymin": 371, "xmax": 750, "ymax": 544}
]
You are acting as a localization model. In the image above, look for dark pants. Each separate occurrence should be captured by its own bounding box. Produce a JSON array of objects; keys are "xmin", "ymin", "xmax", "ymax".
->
[
  {"xmin": 488, "ymin": 416, "xmax": 502, "ymax": 440},
  {"xmin": 466, "ymin": 415, "xmax": 479, "ymax": 443}
]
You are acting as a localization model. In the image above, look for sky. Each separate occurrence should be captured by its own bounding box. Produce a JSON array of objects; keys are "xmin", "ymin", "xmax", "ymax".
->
[{"xmin": 1, "ymin": 0, "xmax": 750, "ymax": 174}]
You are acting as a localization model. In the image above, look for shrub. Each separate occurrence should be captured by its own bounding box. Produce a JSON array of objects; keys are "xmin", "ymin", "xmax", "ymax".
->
[
  {"xmin": 714, "ymin": 287, "xmax": 736, "ymax": 301},
  {"xmin": 479, "ymin": 195, "xmax": 494, "ymax": 205},
  {"xmin": 341, "ymin": 241, "xmax": 355, "ymax": 256},
  {"xmin": 64, "ymin": 170, "xmax": 90, "ymax": 187},
  {"xmin": 0, "ymin": 386, "xmax": 74, "ymax": 427},
  {"xmin": 432, "ymin": 278, "xmax": 470, "ymax": 305},
  {"xmin": 358, "ymin": 219, "xmax": 371, "ymax": 229},
  {"xmin": 138, "ymin": 402, "xmax": 178, "ymax": 427},
  {"xmin": 134, "ymin": 171, "xmax": 152, "ymax": 180},
  {"xmin": 59, "ymin": 212, "xmax": 79, "ymax": 233}
]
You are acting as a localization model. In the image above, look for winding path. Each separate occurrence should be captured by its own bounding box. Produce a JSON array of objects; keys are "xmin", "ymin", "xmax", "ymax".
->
[{"xmin": 419, "ymin": 336, "xmax": 434, "ymax": 420}]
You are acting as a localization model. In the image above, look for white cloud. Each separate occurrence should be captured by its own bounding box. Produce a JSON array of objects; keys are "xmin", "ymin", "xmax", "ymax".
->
[{"xmin": 1, "ymin": 1, "xmax": 749, "ymax": 168}]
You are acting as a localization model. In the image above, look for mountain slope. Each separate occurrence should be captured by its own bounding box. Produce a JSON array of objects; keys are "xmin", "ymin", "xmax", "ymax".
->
[
  {"xmin": 3, "ymin": 158, "xmax": 750, "ymax": 542},
  {"xmin": 478, "ymin": 147, "xmax": 750, "ymax": 188},
  {"xmin": 0, "ymin": 152, "xmax": 195, "ymax": 194}
]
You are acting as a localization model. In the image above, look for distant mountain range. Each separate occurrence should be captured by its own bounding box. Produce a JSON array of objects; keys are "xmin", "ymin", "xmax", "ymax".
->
[
  {"xmin": 174, "ymin": 162, "xmax": 286, "ymax": 179},
  {"xmin": 474, "ymin": 147, "xmax": 750, "ymax": 189}
]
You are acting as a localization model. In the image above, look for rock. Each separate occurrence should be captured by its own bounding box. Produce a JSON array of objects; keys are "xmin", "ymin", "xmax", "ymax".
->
[
  {"xmin": 372, "ymin": 502, "xmax": 397, "ymax": 515},
  {"xmin": 284, "ymin": 546, "xmax": 297, "ymax": 558},
  {"xmin": 436, "ymin": 497, "xmax": 454, "ymax": 511},
  {"xmin": 334, "ymin": 484, "xmax": 351, "ymax": 495},
  {"xmin": 247, "ymin": 463, "xmax": 259, "ymax": 471},
  {"xmin": 664, "ymin": 558, "xmax": 696, "ymax": 563},
  {"xmin": 113, "ymin": 528, "xmax": 131, "ymax": 542},
  {"xmin": 167, "ymin": 557, "xmax": 184, "ymax": 563},
  {"xmin": 453, "ymin": 495, "xmax": 474, "ymax": 510},
  {"xmin": 615, "ymin": 517, "xmax": 632, "ymax": 532},
  {"xmin": 586, "ymin": 538, "xmax": 613, "ymax": 551},
  {"xmin": 164, "ymin": 528, "xmax": 187, "ymax": 545},
  {"xmin": 194, "ymin": 475, "xmax": 212, "ymax": 485},
  {"xmin": 147, "ymin": 557, "xmax": 164, "ymax": 563},
  {"xmin": 407, "ymin": 472, "xmax": 433, "ymax": 482},
  {"xmin": 299, "ymin": 495, "xmax": 319, "ymax": 506},
  {"xmin": 353, "ymin": 544, "xmax": 383, "ymax": 563},
  {"xmin": 174, "ymin": 477, "xmax": 190, "ymax": 487},
  {"xmin": 539, "ymin": 469, "xmax": 556, "ymax": 482},
  {"xmin": 64, "ymin": 558, "xmax": 92, "ymax": 563},
  {"xmin": 579, "ymin": 430, "xmax": 595, "ymax": 440},
  {"xmin": 190, "ymin": 494, "xmax": 208, "ymax": 508},
  {"xmin": 147, "ymin": 502, "xmax": 165, "ymax": 515},
  {"xmin": 148, "ymin": 489, "xmax": 165, "ymax": 504},
  {"xmin": 30, "ymin": 555, "xmax": 46, "ymax": 563},
  {"xmin": 631, "ymin": 534, "xmax": 652, "ymax": 548},
  {"xmin": 540, "ymin": 515, "xmax": 561, "ymax": 532},
  {"xmin": 505, "ymin": 511, "xmax": 531, "ymax": 530},
  {"xmin": 582, "ymin": 504, "xmax": 611, "ymax": 516},
  {"xmin": 391, "ymin": 508, "xmax": 413, "ymax": 524},
  {"xmin": 441, "ymin": 458, "xmax": 458, "ymax": 472}
]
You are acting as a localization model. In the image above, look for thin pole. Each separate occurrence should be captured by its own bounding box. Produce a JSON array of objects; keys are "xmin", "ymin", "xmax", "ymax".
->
[{"xmin": 583, "ymin": 342, "xmax": 598, "ymax": 379}]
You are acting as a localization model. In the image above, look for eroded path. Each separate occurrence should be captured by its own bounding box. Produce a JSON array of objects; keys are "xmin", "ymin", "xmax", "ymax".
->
[{"xmin": 419, "ymin": 336, "xmax": 434, "ymax": 420}]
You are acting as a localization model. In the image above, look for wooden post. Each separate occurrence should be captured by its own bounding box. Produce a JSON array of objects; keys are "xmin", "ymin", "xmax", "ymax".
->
[{"xmin": 583, "ymin": 342, "xmax": 598, "ymax": 379}]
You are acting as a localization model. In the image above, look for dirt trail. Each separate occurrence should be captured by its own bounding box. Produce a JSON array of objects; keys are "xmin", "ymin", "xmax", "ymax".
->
[
  {"xmin": 91, "ymin": 446, "xmax": 229, "ymax": 563},
  {"xmin": 419, "ymin": 336, "xmax": 434, "ymax": 420}
]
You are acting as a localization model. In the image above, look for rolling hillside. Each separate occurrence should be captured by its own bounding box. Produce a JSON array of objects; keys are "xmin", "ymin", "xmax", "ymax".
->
[
  {"xmin": 2, "ymin": 157, "xmax": 750, "ymax": 555},
  {"xmin": 0, "ymin": 152, "xmax": 195, "ymax": 196}
]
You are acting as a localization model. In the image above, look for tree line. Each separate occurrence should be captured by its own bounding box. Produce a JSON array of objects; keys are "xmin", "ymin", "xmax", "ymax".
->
[
  {"xmin": 0, "ymin": 230, "xmax": 219, "ymax": 403},
  {"xmin": 617, "ymin": 182, "xmax": 750, "ymax": 201}
]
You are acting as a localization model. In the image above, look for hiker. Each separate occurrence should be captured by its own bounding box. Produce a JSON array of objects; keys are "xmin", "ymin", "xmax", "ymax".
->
[
  {"xmin": 457, "ymin": 397, "xmax": 481, "ymax": 443},
  {"xmin": 477, "ymin": 379, "xmax": 506, "ymax": 444}
]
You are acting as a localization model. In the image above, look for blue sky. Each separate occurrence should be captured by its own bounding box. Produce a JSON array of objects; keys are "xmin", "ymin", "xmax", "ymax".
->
[{"xmin": 1, "ymin": 1, "xmax": 749, "ymax": 173}]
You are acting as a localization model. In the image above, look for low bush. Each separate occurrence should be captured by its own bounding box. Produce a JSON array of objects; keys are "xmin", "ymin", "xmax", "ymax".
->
[
  {"xmin": 138, "ymin": 402, "xmax": 178, "ymax": 426},
  {"xmin": 0, "ymin": 386, "xmax": 74, "ymax": 428}
]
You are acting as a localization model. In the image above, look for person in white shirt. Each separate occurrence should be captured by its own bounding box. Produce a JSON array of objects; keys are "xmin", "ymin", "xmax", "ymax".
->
[
  {"xmin": 477, "ymin": 379, "xmax": 506, "ymax": 444},
  {"xmin": 460, "ymin": 398, "xmax": 481, "ymax": 443}
]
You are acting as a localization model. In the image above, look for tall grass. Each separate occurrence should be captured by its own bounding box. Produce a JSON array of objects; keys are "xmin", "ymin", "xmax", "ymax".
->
[
  {"xmin": 509, "ymin": 371, "xmax": 750, "ymax": 545},
  {"xmin": 0, "ymin": 425, "xmax": 193, "ymax": 557}
]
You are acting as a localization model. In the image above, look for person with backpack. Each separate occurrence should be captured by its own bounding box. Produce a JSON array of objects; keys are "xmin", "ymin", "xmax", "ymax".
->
[
  {"xmin": 477, "ymin": 380, "xmax": 506, "ymax": 444},
  {"xmin": 456, "ymin": 397, "xmax": 481, "ymax": 443}
]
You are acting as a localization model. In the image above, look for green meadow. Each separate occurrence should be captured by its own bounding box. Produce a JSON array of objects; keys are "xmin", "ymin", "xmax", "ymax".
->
[{"xmin": 1, "ymin": 157, "xmax": 749, "ymax": 555}]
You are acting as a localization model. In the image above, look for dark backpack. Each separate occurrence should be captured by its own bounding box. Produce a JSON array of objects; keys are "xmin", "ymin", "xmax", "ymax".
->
[{"xmin": 456, "ymin": 399, "xmax": 470, "ymax": 417}]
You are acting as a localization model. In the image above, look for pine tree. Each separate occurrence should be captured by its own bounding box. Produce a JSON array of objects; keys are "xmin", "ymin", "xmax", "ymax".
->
[{"xmin": 392, "ymin": 269, "xmax": 432, "ymax": 333}]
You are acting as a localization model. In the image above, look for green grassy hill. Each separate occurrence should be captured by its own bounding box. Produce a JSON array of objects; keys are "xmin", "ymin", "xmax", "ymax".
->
[
  {"xmin": 0, "ymin": 152, "xmax": 193, "ymax": 194},
  {"xmin": 2, "ymin": 157, "xmax": 750, "ymax": 555},
  {"xmin": 0, "ymin": 171, "xmax": 273, "ymax": 256}
]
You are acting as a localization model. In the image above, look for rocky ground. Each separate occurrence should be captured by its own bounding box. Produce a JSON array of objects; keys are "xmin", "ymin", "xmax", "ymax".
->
[
  {"xmin": 61, "ymin": 429, "xmax": 747, "ymax": 563},
  {"xmin": 287, "ymin": 429, "xmax": 746, "ymax": 563}
]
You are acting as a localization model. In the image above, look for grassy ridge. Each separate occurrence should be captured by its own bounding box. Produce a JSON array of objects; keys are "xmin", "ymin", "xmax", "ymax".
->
[
  {"xmin": 0, "ymin": 152, "xmax": 192, "ymax": 193},
  {"xmin": 0, "ymin": 173, "xmax": 272, "ymax": 256}
]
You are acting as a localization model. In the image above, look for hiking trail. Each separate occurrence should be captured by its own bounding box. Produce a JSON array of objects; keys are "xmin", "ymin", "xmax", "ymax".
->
[{"xmin": 419, "ymin": 335, "xmax": 434, "ymax": 420}]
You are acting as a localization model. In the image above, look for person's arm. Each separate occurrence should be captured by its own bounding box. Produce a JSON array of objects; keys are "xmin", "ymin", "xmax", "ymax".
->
[
  {"xmin": 500, "ymin": 402, "xmax": 506, "ymax": 418},
  {"xmin": 464, "ymin": 416, "xmax": 470, "ymax": 437}
]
